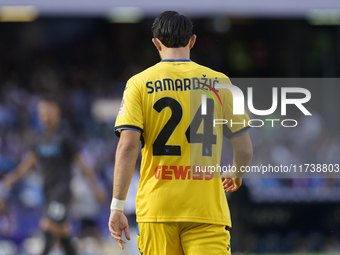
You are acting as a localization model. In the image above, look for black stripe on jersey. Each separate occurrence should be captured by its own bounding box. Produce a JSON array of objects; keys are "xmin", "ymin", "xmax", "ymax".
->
[
  {"xmin": 114, "ymin": 125, "xmax": 145, "ymax": 148},
  {"xmin": 223, "ymin": 125, "xmax": 252, "ymax": 139}
]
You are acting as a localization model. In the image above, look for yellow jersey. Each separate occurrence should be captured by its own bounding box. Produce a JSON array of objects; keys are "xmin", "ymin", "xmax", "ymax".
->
[{"xmin": 115, "ymin": 59, "xmax": 251, "ymax": 226}]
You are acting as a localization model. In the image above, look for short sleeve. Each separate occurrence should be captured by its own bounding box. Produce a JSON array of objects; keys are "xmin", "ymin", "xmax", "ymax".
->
[
  {"xmin": 31, "ymin": 141, "xmax": 37, "ymax": 154},
  {"xmin": 30, "ymin": 134, "xmax": 39, "ymax": 155},
  {"xmin": 220, "ymin": 78, "xmax": 252, "ymax": 139},
  {"xmin": 114, "ymin": 79, "xmax": 144, "ymax": 137}
]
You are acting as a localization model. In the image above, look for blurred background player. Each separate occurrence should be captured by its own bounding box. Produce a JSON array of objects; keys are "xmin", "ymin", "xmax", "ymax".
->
[
  {"xmin": 108, "ymin": 11, "xmax": 253, "ymax": 254},
  {"xmin": 3, "ymin": 95, "xmax": 106, "ymax": 255}
]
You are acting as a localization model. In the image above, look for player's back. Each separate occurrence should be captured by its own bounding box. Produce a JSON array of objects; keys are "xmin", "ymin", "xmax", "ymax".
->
[{"xmin": 115, "ymin": 59, "xmax": 250, "ymax": 226}]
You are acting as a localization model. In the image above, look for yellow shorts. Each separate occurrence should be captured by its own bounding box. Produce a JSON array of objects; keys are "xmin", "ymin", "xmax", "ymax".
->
[{"xmin": 136, "ymin": 222, "xmax": 231, "ymax": 255}]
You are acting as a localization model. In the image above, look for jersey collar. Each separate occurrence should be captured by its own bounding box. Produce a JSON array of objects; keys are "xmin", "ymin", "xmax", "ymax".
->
[{"xmin": 161, "ymin": 58, "xmax": 192, "ymax": 62}]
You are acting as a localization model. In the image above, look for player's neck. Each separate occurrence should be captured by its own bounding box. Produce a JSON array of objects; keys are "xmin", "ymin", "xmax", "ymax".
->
[
  {"xmin": 45, "ymin": 124, "xmax": 60, "ymax": 134},
  {"xmin": 160, "ymin": 48, "xmax": 190, "ymax": 60}
]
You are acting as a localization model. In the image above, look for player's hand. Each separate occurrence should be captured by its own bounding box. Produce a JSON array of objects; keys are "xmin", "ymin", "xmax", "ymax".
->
[
  {"xmin": 222, "ymin": 178, "xmax": 242, "ymax": 193},
  {"xmin": 39, "ymin": 218, "xmax": 70, "ymax": 237},
  {"xmin": 2, "ymin": 173, "xmax": 17, "ymax": 188},
  {"xmin": 94, "ymin": 189, "xmax": 107, "ymax": 204},
  {"xmin": 108, "ymin": 209, "xmax": 130, "ymax": 250}
]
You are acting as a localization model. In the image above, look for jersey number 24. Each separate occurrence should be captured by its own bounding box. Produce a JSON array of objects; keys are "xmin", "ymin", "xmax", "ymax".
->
[{"xmin": 153, "ymin": 97, "xmax": 216, "ymax": 157}]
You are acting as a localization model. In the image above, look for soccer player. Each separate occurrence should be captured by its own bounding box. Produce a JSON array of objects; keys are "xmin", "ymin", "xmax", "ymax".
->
[
  {"xmin": 108, "ymin": 11, "xmax": 253, "ymax": 254},
  {"xmin": 3, "ymin": 95, "xmax": 105, "ymax": 255}
]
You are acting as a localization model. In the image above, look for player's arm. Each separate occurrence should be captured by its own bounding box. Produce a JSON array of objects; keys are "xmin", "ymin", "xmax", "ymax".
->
[
  {"xmin": 73, "ymin": 154, "xmax": 106, "ymax": 203},
  {"xmin": 108, "ymin": 129, "xmax": 140, "ymax": 250},
  {"xmin": 222, "ymin": 132, "xmax": 253, "ymax": 192},
  {"xmin": 3, "ymin": 152, "xmax": 37, "ymax": 187}
]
